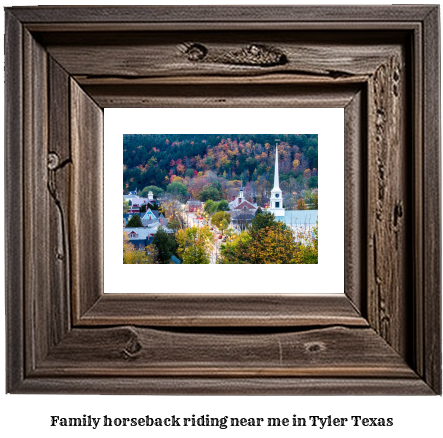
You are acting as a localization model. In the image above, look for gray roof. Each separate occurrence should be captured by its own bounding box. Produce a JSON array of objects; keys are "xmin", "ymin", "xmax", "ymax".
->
[
  {"xmin": 232, "ymin": 212, "xmax": 254, "ymax": 221},
  {"xmin": 125, "ymin": 228, "xmax": 157, "ymax": 239},
  {"xmin": 141, "ymin": 219, "xmax": 159, "ymax": 227}
]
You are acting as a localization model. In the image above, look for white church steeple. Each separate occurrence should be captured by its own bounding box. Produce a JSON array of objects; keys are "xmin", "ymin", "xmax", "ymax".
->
[{"xmin": 269, "ymin": 144, "xmax": 285, "ymax": 217}]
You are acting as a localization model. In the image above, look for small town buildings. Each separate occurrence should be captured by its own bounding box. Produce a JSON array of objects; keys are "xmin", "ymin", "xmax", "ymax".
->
[
  {"xmin": 141, "ymin": 208, "xmax": 157, "ymax": 221},
  {"xmin": 231, "ymin": 210, "xmax": 255, "ymax": 229},
  {"xmin": 141, "ymin": 211, "xmax": 168, "ymax": 228},
  {"xmin": 126, "ymin": 197, "xmax": 152, "ymax": 214},
  {"xmin": 125, "ymin": 225, "xmax": 173, "ymax": 250},
  {"xmin": 229, "ymin": 186, "xmax": 257, "ymax": 212},
  {"xmin": 125, "ymin": 227, "xmax": 155, "ymax": 250},
  {"xmin": 124, "ymin": 190, "xmax": 138, "ymax": 199},
  {"xmin": 124, "ymin": 209, "xmax": 169, "ymax": 229},
  {"xmin": 126, "ymin": 206, "xmax": 140, "ymax": 214},
  {"xmin": 186, "ymin": 199, "xmax": 202, "ymax": 212}
]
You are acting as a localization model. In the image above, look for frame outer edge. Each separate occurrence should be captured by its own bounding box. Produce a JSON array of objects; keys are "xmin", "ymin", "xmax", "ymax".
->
[
  {"xmin": 4, "ymin": 5, "xmax": 441, "ymax": 395},
  {"xmin": 5, "ymin": 11, "xmax": 24, "ymax": 392},
  {"xmin": 423, "ymin": 5, "xmax": 441, "ymax": 395},
  {"xmin": 6, "ymin": 5, "xmax": 437, "ymax": 23},
  {"xmin": 10, "ymin": 377, "xmax": 435, "ymax": 396}
]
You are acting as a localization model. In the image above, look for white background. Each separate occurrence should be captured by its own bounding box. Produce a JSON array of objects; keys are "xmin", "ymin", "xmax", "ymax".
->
[
  {"xmin": 1, "ymin": 1, "xmax": 442, "ymax": 438},
  {"xmin": 105, "ymin": 108, "xmax": 344, "ymax": 294}
]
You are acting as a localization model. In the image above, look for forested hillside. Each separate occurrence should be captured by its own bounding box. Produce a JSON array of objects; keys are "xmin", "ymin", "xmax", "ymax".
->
[{"xmin": 123, "ymin": 134, "xmax": 318, "ymax": 208}]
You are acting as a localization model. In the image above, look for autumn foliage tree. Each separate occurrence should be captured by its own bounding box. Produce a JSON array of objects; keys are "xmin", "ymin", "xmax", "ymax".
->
[
  {"xmin": 293, "ymin": 220, "xmax": 318, "ymax": 264},
  {"xmin": 123, "ymin": 197, "xmax": 129, "ymax": 213},
  {"xmin": 211, "ymin": 211, "xmax": 231, "ymax": 228},
  {"xmin": 312, "ymin": 192, "xmax": 318, "ymax": 209},
  {"xmin": 123, "ymin": 134, "xmax": 318, "ymax": 198},
  {"xmin": 123, "ymin": 232, "xmax": 157, "ymax": 264},
  {"xmin": 219, "ymin": 213, "xmax": 297, "ymax": 264},
  {"xmin": 219, "ymin": 212, "xmax": 318, "ymax": 264},
  {"xmin": 176, "ymin": 225, "xmax": 215, "ymax": 264},
  {"xmin": 297, "ymin": 198, "xmax": 307, "ymax": 210}
]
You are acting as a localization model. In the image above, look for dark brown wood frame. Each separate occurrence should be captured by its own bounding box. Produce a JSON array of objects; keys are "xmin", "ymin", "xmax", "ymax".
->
[{"xmin": 5, "ymin": 5, "xmax": 441, "ymax": 395}]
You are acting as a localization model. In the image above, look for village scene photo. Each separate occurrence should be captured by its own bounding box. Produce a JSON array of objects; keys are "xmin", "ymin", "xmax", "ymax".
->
[{"xmin": 123, "ymin": 134, "xmax": 318, "ymax": 264}]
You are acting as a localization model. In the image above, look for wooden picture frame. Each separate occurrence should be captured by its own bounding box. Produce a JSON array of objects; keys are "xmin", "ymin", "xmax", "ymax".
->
[{"xmin": 5, "ymin": 5, "xmax": 441, "ymax": 394}]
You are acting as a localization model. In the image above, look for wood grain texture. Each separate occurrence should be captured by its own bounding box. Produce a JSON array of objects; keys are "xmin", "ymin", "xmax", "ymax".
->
[
  {"xmin": 12, "ymin": 376, "xmax": 434, "ymax": 396},
  {"xmin": 83, "ymin": 83, "xmax": 361, "ymax": 109},
  {"xmin": 366, "ymin": 51, "xmax": 409, "ymax": 358},
  {"xmin": 37, "ymin": 326, "xmax": 415, "ymax": 378},
  {"xmin": 41, "ymin": 31, "xmax": 403, "ymax": 80},
  {"xmin": 79, "ymin": 294, "xmax": 367, "ymax": 327},
  {"xmin": 8, "ymin": 5, "xmax": 436, "ymax": 23},
  {"xmin": 48, "ymin": 58, "xmax": 72, "ymax": 346},
  {"xmin": 422, "ymin": 6, "xmax": 442, "ymax": 394},
  {"xmin": 70, "ymin": 80, "xmax": 104, "ymax": 320},
  {"xmin": 344, "ymin": 90, "xmax": 366, "ymax": 313},
  {"xmin": 4, "ymin": 5, "xmax": 441, "ymax": 394},
  {"xmin": 5, "ymin": 10, "xmax": 24, "ymax": 393},
  {"xmin": 23, "ymin": 29, "xmax": 50, "ymax": 373}
]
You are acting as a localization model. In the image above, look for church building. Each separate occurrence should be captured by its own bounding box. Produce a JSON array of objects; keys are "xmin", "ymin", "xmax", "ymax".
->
[
  {"xmin": 228, "ymin": 185, "xmax": 257, "ymax": 214},
  {"xmin": 269, "ymin": 145, "xmax": 285, "ymax": 217}
]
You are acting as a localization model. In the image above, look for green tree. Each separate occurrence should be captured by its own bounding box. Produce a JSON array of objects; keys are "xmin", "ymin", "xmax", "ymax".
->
[
  {"xmin": 199, "ymin": 186, "xmax": 221, "ymax": 202},
  {"xmin": 307, "ymin": 176, "xmax": 318, "ymax": 189},
  {"xmin": 166, "ymin": 181, "xmax": 188, "ymax": 198},
  {"xmin": 176, "ymin": 225, "xmax": 215, "ymax": 264},
  {"xmin": 198, "ymin": 187, "xmax": 221, "ymax": 202},
  {"xmin": 168, "ymin": 219, "xmax": 181, "ymax": 231},
  {"xmin": 139, "ymin": 185, "xmax": 164, "ymax": 198},
  {"xmin": 216, "ymin": 200, "xmax": 229, "ymax": 211},
  {"xmin": 146, "ymin": 202, "xmax": 159, "ymax": 211},
  {"xmin": 123, "ymin": 197, "xmax": 129, "ymax": 213},
  {"xmin": 220, "ymin": 218, "xmax": 229, "ymax": 233},
  {"xmin": 126, "ymin": 214, "xmax": 142, "ymax": 228},
  {"xmin": 204, "ymin": 199, "xmax": 215, "ymax": 213},
  {"xmin": 306, "ymin": 145, "xmax": 318, "ymax": 169},
  {"xmin": 152, "ymin": 227, "xmax": 177, "ymax": 263},
  {"xmin": 249, "ymin": 211, "xmax": 281, "ymax": 233},
  {"xmin": 184, "ymin": 168, "xmax": 195, "ymax": 178},
  {"xmin": 211, "ymin": 211, "xmax": 231, "ymax": 228}
]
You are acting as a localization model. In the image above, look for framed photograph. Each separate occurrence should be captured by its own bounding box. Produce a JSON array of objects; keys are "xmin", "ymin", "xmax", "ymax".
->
[
  {"xmin": 5, "ymin": 5, "xmax": 441, "ymax": 394},
  {"xmin": 106, "ymin": 108, "xmax": 343, "ymax": 294}
]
